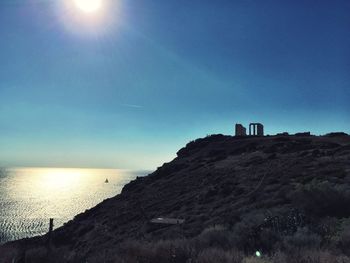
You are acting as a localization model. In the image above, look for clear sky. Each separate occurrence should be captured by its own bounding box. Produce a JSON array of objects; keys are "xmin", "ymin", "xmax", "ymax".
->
[{"xmin": 0, "ymin": 0, "xmax": 349, "ymax": 169}]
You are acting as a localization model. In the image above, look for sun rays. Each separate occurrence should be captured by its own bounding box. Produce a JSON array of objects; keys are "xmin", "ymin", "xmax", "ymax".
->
[{"xmin": 73, "ymin": 0, "xmax": 102, "ymax": 14}]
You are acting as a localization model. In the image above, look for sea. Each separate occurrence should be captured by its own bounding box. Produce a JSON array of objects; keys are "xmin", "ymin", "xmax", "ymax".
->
[{"xmin": 0, "ymin": 167, "xmax": 148, "ymax": 244}]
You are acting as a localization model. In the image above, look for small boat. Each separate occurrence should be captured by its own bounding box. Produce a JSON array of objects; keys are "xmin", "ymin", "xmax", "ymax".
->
[{"xmin": 105, "ymin": 178, "xmax": 109, "ymax": 183}]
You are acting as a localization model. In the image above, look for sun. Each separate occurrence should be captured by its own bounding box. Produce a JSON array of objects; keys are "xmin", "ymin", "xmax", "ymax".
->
[{"xmin": 74, "ymin": 0, "xmax": 102, "ymax": 13}]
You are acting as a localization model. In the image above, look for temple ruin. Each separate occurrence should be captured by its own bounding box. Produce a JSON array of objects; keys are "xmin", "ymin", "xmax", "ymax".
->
[
  {"xmin": 249, "ymin": 123, "xmax": 264, "ymax": 136},
  {"xmin": 235, "ymin": 123, "xmax": 264, "ymax": 137},
  {"xmin": 235, "ymin": 124, "xmax": 247, "ymax": 136}
]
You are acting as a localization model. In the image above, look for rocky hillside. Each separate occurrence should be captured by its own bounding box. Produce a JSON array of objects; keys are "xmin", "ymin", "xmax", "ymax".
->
[{"xmin": 1, "ymin": 133, "xmax": 350, "ymax": 261}]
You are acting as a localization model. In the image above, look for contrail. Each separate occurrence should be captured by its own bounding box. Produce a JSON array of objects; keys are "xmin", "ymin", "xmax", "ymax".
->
[{"xmin": 120, "ymin": 103, "xmax": 143, "ymax": 109}]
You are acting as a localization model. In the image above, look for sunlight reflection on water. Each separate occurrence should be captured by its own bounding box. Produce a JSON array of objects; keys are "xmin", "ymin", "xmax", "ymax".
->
[{"xmin": 0, "ymin": 167, "xmax": 147, "ymax": 244}]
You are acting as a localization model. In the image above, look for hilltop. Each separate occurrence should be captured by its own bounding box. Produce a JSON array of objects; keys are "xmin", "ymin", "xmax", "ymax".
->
[{"xmin": 1, "ymin": 133, "xmax": 350, "ymax": 262}]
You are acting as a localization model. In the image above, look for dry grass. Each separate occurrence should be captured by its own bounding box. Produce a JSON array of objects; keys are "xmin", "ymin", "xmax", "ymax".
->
[
  {"xmin": 5, "ymin": 226, "xmax": 350, "ymax": 263},
  {"xmin": 197, "ymin": 248, "xmax": 243, "ymax": 263}
]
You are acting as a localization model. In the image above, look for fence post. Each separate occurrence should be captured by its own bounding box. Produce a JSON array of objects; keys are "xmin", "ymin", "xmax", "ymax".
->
[
  {"xmin": 47, "ymin": 218, "xmax": 54, "ymax": 261},
  {"xmin": 48, "ymin": 218, "xmax": 54, "ymax": 242}
]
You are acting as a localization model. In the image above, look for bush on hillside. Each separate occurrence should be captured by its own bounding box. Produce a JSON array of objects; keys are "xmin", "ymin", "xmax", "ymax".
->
[
  {"xmin": 197, "ymin": 248, "xmax": 243, "ymax": 263},
  {"xmin": 291, "ymin": 180, "xmax": 350, "ymax": 218},
  {"xmin": 329, "ymin": 218, "xmax": 350, "ymax": 256},
  {"xmin": 117, "ymin": 239, "xmax": 194, "ymax": 263},
  {"xmin": 281, "ymin": 227, "xmax": 321, "ymax": 252},
  {"xmin": 271, "ymin": 250, "xmax": 350, "ymax": 263},
  {"xmin": 195, "ymin": 225, "xmax": 235, "ymax": 250}
]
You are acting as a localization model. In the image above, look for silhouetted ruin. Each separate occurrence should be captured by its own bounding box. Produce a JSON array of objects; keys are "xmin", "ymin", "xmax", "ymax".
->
[
  {"xmin": 235, "ymin": 124, "xmax": 247, "ymax": 136},
  {"xmin": 249, "ymin": 123, "xmax": 264, "ymax": 136},
  {"xmin": 235, "ymin": 123, "xmax": 264, "ymax": 137}
]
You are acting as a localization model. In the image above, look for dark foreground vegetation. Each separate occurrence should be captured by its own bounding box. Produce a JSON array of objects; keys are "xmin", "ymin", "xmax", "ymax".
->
[
  {"xmin": 3, "ymin": 221, "xmax": 350, "ymax": 262},
  {"xmin": 1, "ymin": 133, "xmax": 350, "ymax": 262}
]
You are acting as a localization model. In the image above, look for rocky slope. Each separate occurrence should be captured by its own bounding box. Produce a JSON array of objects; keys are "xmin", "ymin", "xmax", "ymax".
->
[{"xmin": 1, "ymin": 133, "xmax": 350, "ymax": 261}]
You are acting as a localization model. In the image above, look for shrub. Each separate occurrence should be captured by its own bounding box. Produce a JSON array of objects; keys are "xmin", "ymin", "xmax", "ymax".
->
[
  {"xmin": 153, "ymin": 239, "xmax": 193, "ymax": 263},
  {"xmin": 271, "ymin": 250, "xmax": 350, "ymax": 263},
  {"xmin": 339, "ymin": 226, "xmax": 350, "ymax": 249},
  {"xmin": 257, "ymin": 228, "xmax": 281, "ymax": 253},
  {"xmin": 281, "ymin": 227, "xmax": 321, "ymax": 252},
  {"xmin": 242, "ymin": 256, "xmax": 271, "ymax": 263},
  {"xmin": 270, "ymin": 251, "xmax": 287, "ymax": 263},
  {"xmin": 231, "ymin": 212, "xmax": 275, "ymax": 253},
  {"xmin": 292, "ymin": 250, "xmax": 341, "ymax": 263},
  {"xmin": 197, "ymin": 248, "xmax": 242, "ymax": 263},
  {"xmin": 334, "ymin": 219, "xmax": 350, "ymax": 256},
  {"xmin": 311, "ymin": 216, "xmax": 339, "ymax": 246},
  {"xmin": 117, "ymin": 239, "xmax": 193, "ymax": 263},
  {"xmin": 195, "ymin": 225, "xmax": 235, "ymax": 250},
  {"xmin": 291, "ymin": 180, "xmax": 350, "ymax": 218},
  {"xmin": 117, "ymin": 240, "xmax": 154, "ymax": 263}
]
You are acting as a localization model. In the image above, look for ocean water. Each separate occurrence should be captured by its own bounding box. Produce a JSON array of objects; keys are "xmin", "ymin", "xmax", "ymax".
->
[{"xmin": 0, "ymin": 167, "xmax": 147, "ymax": 244}]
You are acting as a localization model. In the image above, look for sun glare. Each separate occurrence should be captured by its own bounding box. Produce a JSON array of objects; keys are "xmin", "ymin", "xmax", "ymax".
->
[
  {"xmin": 38, "ymin": 168, "xmax": 83, "ymax": 190},
  {"xmin": 60, "ymin": 0, "xmax": 121, "ymax": 37},
  {"xmin": 74, "ymin": 0, "xmax": 102, "ymax": 13}
]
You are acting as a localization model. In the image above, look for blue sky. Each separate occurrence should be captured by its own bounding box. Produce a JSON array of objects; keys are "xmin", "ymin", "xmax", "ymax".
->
[{"xmin": 0, "ymin": 0, "xmax": 349, "ymax": 169}]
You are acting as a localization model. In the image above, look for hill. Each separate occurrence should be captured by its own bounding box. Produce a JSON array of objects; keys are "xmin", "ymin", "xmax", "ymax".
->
[{"xmin": 1, "ymin": 133, "xmax": 350, "ymax": 262}]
